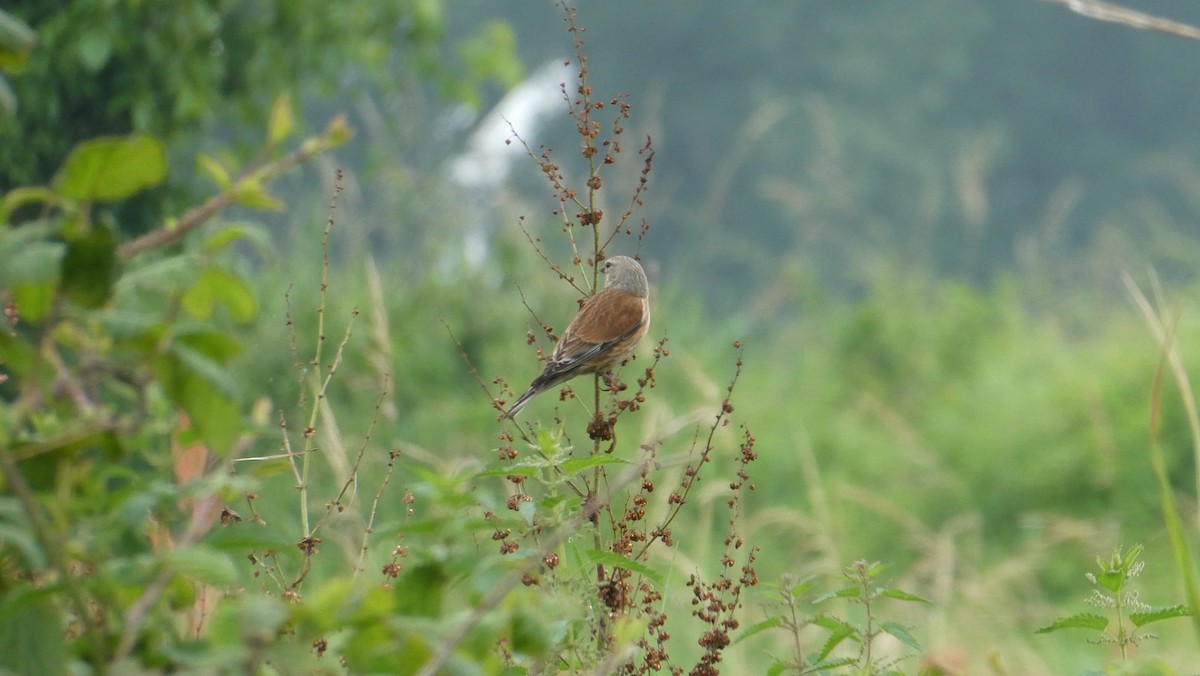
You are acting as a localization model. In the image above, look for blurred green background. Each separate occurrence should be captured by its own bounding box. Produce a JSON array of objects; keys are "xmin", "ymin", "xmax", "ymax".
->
[{"xmin": 5, "ymin": 0, "xmax": 1200, "ymax": 672}]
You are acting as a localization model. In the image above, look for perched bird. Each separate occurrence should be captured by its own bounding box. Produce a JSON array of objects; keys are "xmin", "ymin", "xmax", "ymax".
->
[{"xmin": 505, "ymin": 256, "xmax": 651, "ymax": 418}]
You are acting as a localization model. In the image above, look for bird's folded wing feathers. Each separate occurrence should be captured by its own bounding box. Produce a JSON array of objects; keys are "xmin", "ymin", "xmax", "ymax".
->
[{"xmin": 547, "ymin": 289, "xmax": 647, "ymax": 372}]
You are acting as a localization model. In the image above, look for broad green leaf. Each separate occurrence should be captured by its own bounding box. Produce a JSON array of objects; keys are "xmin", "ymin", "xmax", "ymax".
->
[
  {"xmin": 1035, "ymin": 613, "xmax": 1108, "ymax": 633},
  {"xmin": 394, "ymin": 564, "xmax": 447, "ymax": 617},
  {"xmin": 167, "ymin": 546, "xmax": 238, "ymax": 587},
  {"xmin": 60, "ymin": 223, "xmax": 118, "ymax": 308},
  {"xmin": 880, "ymin": 620, "xmax": 922, "ymax": 651},
  {"xmin": 560, "ymin": 454, "xmax": 631, "ymax": 473},
  {"xmin": 154, "ymin": 346, "xmax": 241, "ymax": 456},
  {"xmin": 584, "ymin": 550, "xmax": 664, "ymax": 586},
  {"xmin": 0, "ymin": 219, "xmax": 63, "ymax": 288},
  {"xmin": 267, "ymin": 92, "xmax": 295, "ymax": 147},
  {"xmin": 181, "ymin": 266, "xmax": 258, "ymax": 323},
  {"xmin": 10, "ymin": 281, "xmax": 55, "ymax": 322},
  {"xmin": 0, "ymin": 589, "xmax": 65, "ymax": 676},
  {"xmin": 197, "ymin": 154, "xmax": 232, "ymax": 190},
  {"xmin": 1130, "ymin": 605, "xmax": 1192, "ymax": 628},
  {"xmin": 53, "ymin": 134, "xmax": 167, "ymax": 202},
  {"xmin": 880, "ymin": 587, "xmax": 932, "ymax": 603}
]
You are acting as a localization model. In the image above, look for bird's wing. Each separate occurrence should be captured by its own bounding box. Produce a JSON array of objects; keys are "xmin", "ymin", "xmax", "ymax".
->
[{"xmin": 546, "ymin": 289, "xmax": 646, "ymax": 372}]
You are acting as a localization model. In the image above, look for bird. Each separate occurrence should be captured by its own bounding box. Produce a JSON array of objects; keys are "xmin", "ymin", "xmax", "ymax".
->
[{"xmin": 505, "ymin": 255, "xmax": 651, "ymax": 418}]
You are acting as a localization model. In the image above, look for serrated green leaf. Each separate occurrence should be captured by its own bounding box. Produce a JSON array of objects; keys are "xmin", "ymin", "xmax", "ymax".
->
[
  {"xmin": 1130, "ymin": 605, "xmax": 1192, "ymax": 628},
  {"xmin": 880, "ymin": 620, "xmax": 922, "ymax": 651},
  {"xmin": 475, "ymin": 465, "xmax": 541, "ymax": 479},
  {"xmin": 0, "ymin": 523, "xmax": 44, "ymax": 568},
  {"xmin": 816, "ymin": 621, "xmax": 856, "ymax": 660},
  {"xmin": 732, "ymin": 616, "xmax": 785, "ymax": 645},
  {"xmin": 154, "ymin": 345, "xmax": 241, "ymax": 456},
  {"xmin": 585, "ymin": 550, "xmax": 664, "ymax": 586},
  {"xmin": 560, "ymin": 454, "xmax": 630, "ymax": 473},
  {"xmin": 53, "ymin": 134, "xmax": 167, "ymax": 202},
  {"xmin": 167, "ymin": 546, "xmax": 238, "ymax": 587},
  {"xmin": 880, "ymin": 587, "xmax": 931, "ymax": 603},
  {"xmin": 814, "ymin": 586, "xmax": 860, "ymax": 603},
  {"xmin": 1035, "ymin": 613, "xmax": 1108, "ymax": 634}
]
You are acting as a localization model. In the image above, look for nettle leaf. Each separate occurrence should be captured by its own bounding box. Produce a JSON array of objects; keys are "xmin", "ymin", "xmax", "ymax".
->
[
  {"xmin": 815, "ymin": 618, "xmax": 857, "ymax": 660},
  {"xmin": 1035, "ymin": 613, "xmax": 1108, "ymax": 634},
  {"xmin": 53, "ymin": 134, "xmax": 167, "ymax": 202},
  {"xmin": 1130, "ymin": 605, "xmax": 1192, "ymax": 628},
  {"xmin": 585, "ymin": 550, "xmax": 664, "ymax": 586},
  {"xmin": 880, "ymin": 587, "xmax": 932, "ymax": 603},
  {"xmin": 61, "ymin": 223, "xmax": 118, "ymax": 309},
  {"xmin": 559, "ymin": 454, "xmax": 630, "ymax": 474},
  {"xmin": 880, "ymin": 621, "xmax": 922, "ymax": 651},
  {"xmin": 732, "ymin": 616, "xmax": 785, "ymax": 645},
  {"xmin": 814, "ymin": 586, "xmax": 860, "ymax": 603}
]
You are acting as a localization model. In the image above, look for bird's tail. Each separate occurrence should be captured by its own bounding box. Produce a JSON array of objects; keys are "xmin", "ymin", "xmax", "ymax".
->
[{"xmin": 504, "ymin": 387, "xmax": 538, "ymax": 419}]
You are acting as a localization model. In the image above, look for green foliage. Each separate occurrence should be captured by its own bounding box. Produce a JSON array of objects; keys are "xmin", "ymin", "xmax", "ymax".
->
[{"xmin": 1038, "ymin": 545, "xmax": 1193, "ymax": 666}]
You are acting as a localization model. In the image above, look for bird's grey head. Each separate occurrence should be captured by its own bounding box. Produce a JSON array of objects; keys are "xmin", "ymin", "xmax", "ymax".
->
[{"xmin": 601, "ymin": 256, "xmax": 649, "ymax": 298}]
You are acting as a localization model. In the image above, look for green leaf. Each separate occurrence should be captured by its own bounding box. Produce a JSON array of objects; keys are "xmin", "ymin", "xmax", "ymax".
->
[
  {"xmin": 814, "ymin": 618, "xmax": 857, "ymax": 660},
  {"xmin": 154, "ymin": 345, "xmax": 241, "ymax": 456},
  {"xmin": 879, "ymin": 587, "xmax": 932, "ymax": 603},
  {"xmin": 0, "ymin": 588, "xmax": 65, "ymax": 676},
  {"xmin": 181, "ymin": 266, "xmax": 258, "ymax": 323},
  {"xmin": 880, "ymin": 620, "xmax": 922, "ymax": 651},
  {"xmin": 201, "ymin": 223, "xmax": 273, "ymax": 255},
  {"xmin": 0, "ymin": 219, "xmax": 63, "ymax": 288},
  {"xmin": 1130, "ymin": 605, "xmax": 1192, "ymax": 628},
  {"xmin": 475, "ymin": 465, "xmax": 541, "ymax": 479},
  {"xmin": 266, "ymin": 92, "xmax": 296, "ymax": 147},
  {"xmin": 1035, "ymin": 613, "xmax": 1108, "ymax": 633},
  {"xmin": 197, "ymin": 154, "xmax": 232, "ymax": 190},
  {"xmin": 585, "ymin": 550, "xmax": 664, "ymax": 586},
  {"xmin": 559, "ymin": 454, "xmax": 631, "ymax": 474},
  {"xmin": 0, "ymin": 9, "xmax": 36, "ymax": 73},
  {"xmin": 53, "ymin": 134, "xmax": 167, "ymax": 202},
  {"xmin": 167, "ymin": 546, "xmax": 238, "ymax": 587},
  {"xmin": 814, "ymin": 586, "xmax": 861, "ymax": 603},
  {"xmin": 61, "ymin": 223, "xmax": 118, "ymax": 308},
  {"xmin": 230, "ymin": 178, "xmax": 283, "ymax": 211},
  {"xmin": 732, "ymin": 616, "xmax": 785, "ymax": 645}
]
